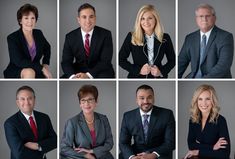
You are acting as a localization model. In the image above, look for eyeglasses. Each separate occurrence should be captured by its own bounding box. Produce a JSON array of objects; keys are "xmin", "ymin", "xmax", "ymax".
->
[
  {"xmin": 196, "ymin": 15, "xmax": 214, "ymax": 19},
  {"xmin": 80, "ymin": 98, "xmax": 95, "ymax": 104}
]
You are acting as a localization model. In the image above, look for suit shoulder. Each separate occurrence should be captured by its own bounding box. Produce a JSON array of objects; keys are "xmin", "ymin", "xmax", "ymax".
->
[
  {"xmin": 94, "ymin": 26, "xmax": 111, "ymax": 34},
  {"xmin": 65, "ymin": 28, "xmax": 80, "ymax": 38},
  {"xmin": 123, "ymin": 108, "xmax": 138, "ymax": 117},
  {"xmin": 34, "ymin": 110, "xmax": 50, "ymax": 119},
  {"xmin": 154, "ymin": 106, "xmax": 174, "ymax": 115},
  {"xmin": 7, "ymin": 30, "xmax": 20, "ymax": 39},
  {"xmin": 217, "ymin": 114, "xmax": 227, "ymax": 123},
  {"xmin": 4, "ymin": 112, "xmax": 18, "ymax": 124}
]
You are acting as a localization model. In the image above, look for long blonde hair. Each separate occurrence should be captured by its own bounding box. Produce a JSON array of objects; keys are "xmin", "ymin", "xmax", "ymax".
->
[
  {"xmin": 131, "ymin": 4, "xmax": 164, "ymax": 46},
  {"xmin": 190, "ymin": 84, "xmax": 220, "ymax": 123}
]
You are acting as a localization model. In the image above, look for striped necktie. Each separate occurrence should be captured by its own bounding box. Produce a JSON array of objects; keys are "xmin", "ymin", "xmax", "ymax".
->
[{"xmin": 85, "ymin": 33, "xmax": 90, "ymax": 57}]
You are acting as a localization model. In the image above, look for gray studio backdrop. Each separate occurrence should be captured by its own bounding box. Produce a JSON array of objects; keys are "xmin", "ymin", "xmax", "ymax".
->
[
  {"xmin": 178, "ymin": 81, "xmax": 235, "ymax": 158},
  {"xmin": 178, "ymin": 0, "xmax": 235, "ymax": 78},
  {"xmin": 0, "ymin": 81, "xmax": 57, "ymax": 159},
  {"xmin": 59, "ymin": 0, "xmax": 116, "ymax": 77},
  {"xmin": 119, "ymin": 81, "xmax": 176, "ymax": 158},
  {"xmin": 59, "ymin": 81, "xmax": 116, "ymax": 157},
  {"xmin": 0, "ymin": 0, "xmax": 57, "ymax": 78},
  {"xmin": 119, "ymin": 0, "xmax": 176, "ymax": 78}
]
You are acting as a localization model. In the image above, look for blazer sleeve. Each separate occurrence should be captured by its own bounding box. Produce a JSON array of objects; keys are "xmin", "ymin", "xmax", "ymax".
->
[
  {"xmin": 203, "ymin": 33, "xmax": 234, "ymax": 78},
  {"xmin": 38, "ymin": 115, "xmax": 57, "ymax": 153},
  {"xmin": 4, "ymin": 120, "xmax": 43, "ymax": 159},
  {"xmin": 158, "ymin": 34, "xmax": 175, "ymax": 77},
  {"xmin": 60, "ymin": 119, "xmax": 87, "ymax": 159},
  {"xmin": 178, "ymin": 35, "xmax": 191, "ymax": 78},
  {"xmin": 119, "ymin": 112, "xmax": 135, "ymax": 159},
  {"xmin": 88, "ymin": 30, "xmax": 114, "ymax": 77},
  {"xmin": 119, "ymin": 32, "xmax": 142, "ymax": 76},
  {"xmin": 7, "ymin": 34, "xmax": 43, "ymax": 73},
  {"xmin": 61, "ymin": 34, "xmax": 77, "ymax": 77},
  {"xmin": 93, "ymin": 116, "xmax": 113, "ymax": 158},
  {"xmin": 147, "ymin": 110, "xmax": 175, "ymax": 156}
]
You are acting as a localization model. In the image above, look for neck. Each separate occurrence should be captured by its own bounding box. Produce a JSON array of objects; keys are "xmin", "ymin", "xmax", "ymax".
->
[
  {"xmin": 84, "ymin": 112, "xmax": 94, "ymax": 124},
  {"xmin": 201, "ymin": 112, "xmax": 209, "ymax": 120},
  {"xmin": 22, "ymin": 29, "xmax": 33, "ymax": 36}
]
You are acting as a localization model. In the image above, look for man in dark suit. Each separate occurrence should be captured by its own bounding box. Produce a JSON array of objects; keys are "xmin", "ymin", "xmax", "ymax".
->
[
  {"xmin": 61, "ymin": 3, "xmax": 115, "ymax": 79},
  {"xmin": 4, "ymin": 86, "xmax": 57, "ymax": 159},
  {"xmin": 119, "ymin": 85, "xmax": 175, "ymax": 159},
  {"xmin": 178, "ymin": 3, "xmax": 234, "ymax": 78}
]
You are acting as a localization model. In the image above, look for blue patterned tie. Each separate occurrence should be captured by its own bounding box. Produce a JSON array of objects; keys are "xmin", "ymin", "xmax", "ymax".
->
[
  {"xmin": 195, "ymin": 34, "xmax": 207, "ymax": 78},
  {"xmin": 143, "ymin": 114, "xmax": 149, "ymax": 142}
]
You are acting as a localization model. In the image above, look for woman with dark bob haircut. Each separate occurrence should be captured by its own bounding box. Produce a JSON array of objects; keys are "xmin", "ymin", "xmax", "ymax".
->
[
  {"xmin": 60, "ymin": 85, "xmax": 114, "ymax": 159},
  {"xmin": 4, "ymin": 3, "xmax": 52, "ymax": 78}
]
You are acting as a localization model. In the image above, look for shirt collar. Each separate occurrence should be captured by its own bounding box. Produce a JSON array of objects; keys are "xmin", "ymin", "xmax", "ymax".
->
[
  {"xmin": 21, "ymin": 111, "xmax": 35, "ymax": 121},
  {"xmin": 200, "ymin": 27, "xmax": 213, "ymax": 43},
  {"xmin": 145, "ymin": 33, "xmax": 154, "ymax": 40},
  {"xmin": 139, "ymin": 107, "xmax": 153, "ymax": 117},
  {"xmin": 81, "ymin": 28, "xmax": 94, "ymax": 38}
]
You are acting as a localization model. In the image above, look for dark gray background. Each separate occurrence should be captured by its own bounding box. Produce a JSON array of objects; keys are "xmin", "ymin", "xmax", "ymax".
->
[
  {"xmin": 178, "ymin": 0, "xmax": 235, "ymax": 77},
  {"xmin": 0, "ymin": 0, "xmax": 57, "ymax": 78},
  {"xmin": 59, "ymin": 81, "xmax": 116, "ymax": 157},
  {"xmin": 0, "ymin": 81, "xmax": 57, "ymax": 159},
  {"xmin": 119, "ymin": 81, "xmax": 176, "ymax": 158},
  {"xmin": 119, "ymin": 0, "xmax": 176, "ymax": 78},
  {"xmin": 178, "ymin": 81, "xmax": 235, "ymax": 158},
  {"xmin": 59, "ymin": 0, "xmax": 116, "ymax": 77}
]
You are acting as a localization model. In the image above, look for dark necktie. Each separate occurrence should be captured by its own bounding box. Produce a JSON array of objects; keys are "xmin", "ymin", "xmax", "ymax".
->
[
  {"xmin": 29, "ymin": 116, "xmax": 38, "ymax": 141},
  {"xmin": 85, "ymin": 33, "xmax": 90, "ymax": 57},
  {"xmin": 143, "ymin": 114, "xmax": 149, "ymax": 142},
  {"xmin": 195, "ymin": 34, "xmax": 207, "ymax": 78}
]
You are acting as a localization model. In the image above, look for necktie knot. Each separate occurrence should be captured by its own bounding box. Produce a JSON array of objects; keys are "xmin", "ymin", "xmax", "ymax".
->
[
  {"xmin": 85, "ymin": 33, "xmax": 90, "ymax": 39},
  {"xmin": 143, "ymin": 114, "xmax": 149, "ymax": 120}
]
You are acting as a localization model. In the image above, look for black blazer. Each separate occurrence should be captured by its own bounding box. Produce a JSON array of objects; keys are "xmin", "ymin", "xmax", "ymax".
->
[
  {"xmin": 178, "ymin": 26, "xmax": 234, "ymax": 78},
  {"xmin": 4, "ymin": 110, "xmax": 57, "ymax": 159},
  {"xmin": 119, "ymin": 32, "xmax": 175, "ymax": 78},
  {"xmin": 119, "ymin": 106, "xmax": 175, "ymax": 159},
  {"xmin": 60, "ymin": 112, "xmax": 114, "ymax": 159},
  {"xmin": 4, "ymin": 29, "xmax": 51, "ymax": 78},
  {"xmin": 61, "ymin": 26, "xmax": 115, "ymax": 78},
  {"xmin": 187, "ymin": 115, "xmax": 230, "ymax": 159}
]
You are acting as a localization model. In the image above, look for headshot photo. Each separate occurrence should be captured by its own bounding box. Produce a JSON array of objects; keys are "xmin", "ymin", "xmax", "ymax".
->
[
  {"xmin": 59, "ymin": 0, "xmax": 116, "ymax": 79},
  {"xmin": 0, "ymin": 0, "xmax": 57, "ymax": 78},
  {"xmin": 59, "ymin": 81, "xmax": 116, "ymax": 158},
  {"xmin": 119, "ymin": 81, "xmax": 176, "ymax": 159},
  {"xmin": 178, "ymin": 0, "xmax": 235, "ymax": 78},
  {"xmin": 0, "ymin": 81, "xmax": 57, "ymax": 159},
  {"xmin": 178, "ymin": 81, "xmax": 235, "ymax": 159},
  {"xmin": 119, "ymin": 0, "xmax": 175, "ymax": 78}
]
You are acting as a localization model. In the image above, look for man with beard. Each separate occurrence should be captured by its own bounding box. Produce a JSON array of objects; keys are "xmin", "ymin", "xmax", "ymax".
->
[{"xmin": 119, "ymin": 84, "xmax": 175, "ymax": 159}]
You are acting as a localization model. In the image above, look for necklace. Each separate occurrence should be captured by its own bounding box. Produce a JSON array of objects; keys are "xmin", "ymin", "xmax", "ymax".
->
[{"xmin": 85, "ymin": 117, "xmax": 94, "ymax": 125}]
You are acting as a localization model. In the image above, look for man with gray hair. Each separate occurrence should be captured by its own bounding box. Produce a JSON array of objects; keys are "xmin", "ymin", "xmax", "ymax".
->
[{"xmin": 178, "ymin": 3, "xmax": 234, "ymax": 78}]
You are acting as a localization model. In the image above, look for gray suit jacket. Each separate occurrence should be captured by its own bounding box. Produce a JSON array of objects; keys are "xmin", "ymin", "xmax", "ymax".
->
[
  {"xmin": 178, "ymin": 26, "xmax": 234, "ymax": 78},
  {"xmin": 60, "ymin": 112, "xmax": 114, "ymax": 159}
]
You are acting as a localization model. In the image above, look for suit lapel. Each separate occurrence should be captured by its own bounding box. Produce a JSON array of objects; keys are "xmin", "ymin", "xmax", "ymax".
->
[
  {"xmin": 33, "ymin": 30, "xmax": 40, "ymax": 61},
  {"xmin": 94, "ymin": 113, "xmax": 100, "ymax": 144},
  {"xmin": 78, "ymin": 112, "xmax": 92, "ymax": 145},
  {"xmin": 153, "ymin": 37, "xmax": 161, "ymax": 61},
  {"xmin": 34, "ymin": 111, "xmax": 42, "ymax": 140},
  {"xmin": 17, "ymin": 111, "xmax": 35, "ymax": 139},
  {"xmin": 77, "ymin": 28, "xmax": 87, "ymax": 60},
  {"xmin": 135, "ymin": 109, "xmax": 145, "ymax": 142},
  {"xmin": 19, "ymin": 29, "xmax": 31, "ymax": 59},
  {"xmin": 89, "ymin": 26, "xmax": 98, "ymax": 61},
  {"xmin": 147, "ymin": 107, "xmax": 159, "ymax": 138},
  {"xmin": 201, "ymin": 27, "xmax": 217, "ymax": 63},
  {"xmin": 193, "ymin": 32, "xmax": 201, "ymax": 73}
]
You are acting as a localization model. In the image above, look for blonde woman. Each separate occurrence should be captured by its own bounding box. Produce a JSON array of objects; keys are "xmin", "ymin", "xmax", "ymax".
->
[
  {"xmin": 119, "ymin": 4, "xmax": 175, "ymax": 78},
  {"xmin": 184, "ymin": 84, "xmax": 230, "ymax": 159}
]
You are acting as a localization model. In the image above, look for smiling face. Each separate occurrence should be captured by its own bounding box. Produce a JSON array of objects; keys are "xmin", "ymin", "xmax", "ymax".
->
[
  {"xmin": 16, "ymin": 90, "xmax": 35, "ymax": 115},
  {"xmin": 77, "ymin": 8, "xmax": 96, "ymax": 33},
  {"xmin": 197, "ymin": 90, "xmax": 213, "ymax": 115},
  {"xmin": 20, "ymin": 11, "xmax": 36, "ymax": 32},
  {"xmin": 79, "ymin": 93, "xmax": 97, "ymax": 114},
  {"xmin": 196, "ymin": 8, "xmax": 216, "ymax": 33},
  {"xmin": 136, "ymin": 89, "xmax": 154, "ymax": 113},
  {"xmin": 140, "ymin": 11, "xmax": 156, "ymax": 36}
]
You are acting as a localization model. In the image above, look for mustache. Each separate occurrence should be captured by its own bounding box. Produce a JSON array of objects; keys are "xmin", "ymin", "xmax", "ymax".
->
[{"xmin": 141, "ymin": 103, "xmax": 152, "ymax": 106}]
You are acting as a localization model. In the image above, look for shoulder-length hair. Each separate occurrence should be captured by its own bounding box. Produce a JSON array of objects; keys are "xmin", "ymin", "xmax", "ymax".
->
[
  {"xmin": 131, "ymin": 4, "xmax": 164, "ymax": 46},
  {"xmin": 190, "ymin": 84, "xmax": 220, "ymax": 123}
]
